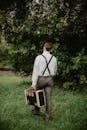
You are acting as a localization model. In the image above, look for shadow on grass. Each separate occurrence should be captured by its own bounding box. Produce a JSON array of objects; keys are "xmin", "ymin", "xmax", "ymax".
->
[{"xmin": 0, "ymin": 120, "xmax": 11, "ymax": 130}]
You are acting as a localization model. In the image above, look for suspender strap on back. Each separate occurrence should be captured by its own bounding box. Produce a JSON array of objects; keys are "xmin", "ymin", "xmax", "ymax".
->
[{"xmin": 42, "ymin": 54, "xmax": 53, "ymax": 76}]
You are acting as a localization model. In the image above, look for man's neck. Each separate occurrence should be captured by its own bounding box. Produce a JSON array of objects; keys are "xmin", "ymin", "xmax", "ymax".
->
[{"xmin": 43, "ymin": 50, "xmax": 50, "ymax": 54}]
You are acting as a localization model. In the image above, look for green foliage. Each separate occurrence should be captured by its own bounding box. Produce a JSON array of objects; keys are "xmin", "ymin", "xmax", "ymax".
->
[
  {"xmin": 0, "ymin": 40, "xmax": 10, "ymax": 67},
  {"xmin": 10, "ymin": 46, "xmax": 38, "ymax": 73},
  {"xmin": 0, "ymin": 0, "xmax": 87, "ymax": 90},
  {"xmin": 53, "ymin": 44, "xmax": 87, "ymax": 90}
]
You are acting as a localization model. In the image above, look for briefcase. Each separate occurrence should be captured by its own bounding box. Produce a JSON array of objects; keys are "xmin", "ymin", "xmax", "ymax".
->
[{"xmin": 24, "ymin": 88, "xmax": 46, "ymax": 107}]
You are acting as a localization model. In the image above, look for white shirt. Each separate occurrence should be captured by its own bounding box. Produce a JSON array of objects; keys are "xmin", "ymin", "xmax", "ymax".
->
[{"xmin": 32, "ymin": 50, "xmax": 57, "ymax": 86}]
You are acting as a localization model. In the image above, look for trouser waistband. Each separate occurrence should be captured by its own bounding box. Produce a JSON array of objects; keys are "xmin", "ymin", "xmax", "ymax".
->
[{"xmin": 38, "ymin": 76, "xmax": 52, "ymax": 78}]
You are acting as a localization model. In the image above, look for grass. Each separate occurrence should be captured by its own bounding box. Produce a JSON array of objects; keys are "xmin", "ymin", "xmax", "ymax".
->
[{"xmin": 0, "ymin": 73, "xmax": 87, "ymax": 130}]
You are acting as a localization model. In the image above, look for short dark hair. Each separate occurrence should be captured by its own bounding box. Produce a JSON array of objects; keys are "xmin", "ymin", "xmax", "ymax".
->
[{"xmin": 44, "ymin": 42, "xmax": 53, "ymax": 51}]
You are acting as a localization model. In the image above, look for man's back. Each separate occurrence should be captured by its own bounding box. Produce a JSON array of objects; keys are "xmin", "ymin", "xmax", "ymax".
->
[
  {"xmin": 36, "ymin": 51, "xmax": 57, "ymax": 76},
  {"xmin": 32, "ymin": 50, "xmax": 57, "ymax": 86}
]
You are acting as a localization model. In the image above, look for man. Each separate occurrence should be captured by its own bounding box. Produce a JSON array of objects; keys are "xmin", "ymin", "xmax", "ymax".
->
[{"xmin": 31, "ymin": 42, "xmax": 57, "ymax": 121}]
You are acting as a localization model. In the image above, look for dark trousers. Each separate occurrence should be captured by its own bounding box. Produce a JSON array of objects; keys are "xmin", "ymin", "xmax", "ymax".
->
[{"xmin": 35, "ymin": 76, "xmax": 53, "ymax": 118}]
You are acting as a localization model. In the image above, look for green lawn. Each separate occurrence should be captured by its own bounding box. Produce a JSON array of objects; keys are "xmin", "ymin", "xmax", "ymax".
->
[{"xmin": 0, "ymin": 73, "xmax": 87, "ymax": 130}]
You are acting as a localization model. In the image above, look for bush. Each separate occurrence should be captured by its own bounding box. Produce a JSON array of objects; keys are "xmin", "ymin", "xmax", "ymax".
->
[{"xmin": 53, "ymin": 44, "xmax": 87, "ymax": 91}]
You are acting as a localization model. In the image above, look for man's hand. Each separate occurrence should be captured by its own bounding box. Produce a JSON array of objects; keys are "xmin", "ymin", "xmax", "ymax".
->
[{"xmin": 31, "ymin": 85, "xmax": 36, "ymax": 90}]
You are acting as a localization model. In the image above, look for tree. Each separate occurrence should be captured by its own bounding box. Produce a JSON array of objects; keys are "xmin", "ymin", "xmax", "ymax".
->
[{"xmin": 0, "ymin": 0, "xmax": 87, "ymax": 90}]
